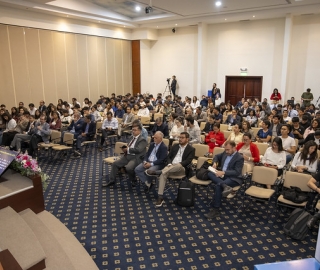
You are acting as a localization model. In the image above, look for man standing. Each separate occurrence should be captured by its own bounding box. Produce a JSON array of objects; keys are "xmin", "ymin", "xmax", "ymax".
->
[
  {"xmin": 301, "ymin": 88, "xmax": 314, "ymax": 107},
  {"xmin": 205, "ymin": 140, "xmax": 244, "ymax": 219},
  {"xmin": 170, "ymin": 75, "xmax": 177, "ymax": 96},
  {"xmin": 99, "ymin": 112, "xmax": 118, "ymax": 151},
  {"xmin": 135, "ymin": 131, "xmax": 168, "ymax": 193},
  {"xmin": 147, "ymin": 132, "xmax": 195, "ymax": 207},
  {"xmin": 103, "ymin": 124, "xmax": 147, "ymax": 187}
]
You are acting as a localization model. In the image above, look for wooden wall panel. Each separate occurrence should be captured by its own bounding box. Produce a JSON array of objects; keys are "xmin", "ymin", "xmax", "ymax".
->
[
  {"xmin": 65, "ymin": 33, "xmax": 79, "ymax": 102},
  {"xmin": 76, "ymin": 35, "xmax": 89, "ymax": 104},
  {"xmin": 122, "ymin": 40, "xmax": 131, "ymax": 96},
  {"xmin": 131, "ymin": 40, "xmax": 140, "ymax": 95},
  {"xmin": 114, "ymin": 39, "xmax": 123, "ymax": 96},
  {"xmin": 87, "ymin": 36, "xmax": 99, "ymax": 102},
  {"xmin": 39, "ymin": 30, "xmax": 57, "ymax": 105},
  {"xmin": 8, "ymin": 26, "xmax": 30, "ymax": 104},
  {"xmin": 24, "ymin": 28, "xmax": 44, "ymax": 104},
  {"xmin": 52, "ymin": 32, "xmax": 68, "ymax": 102},
  {"xmin": 0, "ymin": 25, "xmax": 15, "ymax": 107},
  {"xmin": 106, "ymin": 39, "xmax": 115, "ymax": 97},
  {"xmin": 97, "ymin": 37, "xmax": 107, "ymax": 98}
]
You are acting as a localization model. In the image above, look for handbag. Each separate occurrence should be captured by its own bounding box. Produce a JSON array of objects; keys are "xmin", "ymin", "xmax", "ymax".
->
[
  {"xmin": 195, "ymin": 160, "xmax": 212, "ymax": 180},
  {"xmin": 282, "ymin": 186, "xmax": 309, "ymax": 204}
]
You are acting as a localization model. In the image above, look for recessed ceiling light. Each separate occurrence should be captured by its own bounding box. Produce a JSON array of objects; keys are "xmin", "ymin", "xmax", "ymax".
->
[
  {"xmin": 135, "ymin": 6, "xmax": 141, "ymax": 11},
  {"xmin": 98, "ymin": 21, "xmax": 101, "ymax": 23},
  {"xmin": 225, "ymin": 18, "xmax": 227, "ymax": 20},
  {"xmin": 215, "ymin": 1, "xmax": 222, "ymax": 7},
  {"xmin": 175, "ymin": 24, "xmax": 178, "ymax": 26},
  {"xmin": 253, "ymin": 15, "xmax": 255, "ymax": 17},
  {"xmin": 157, "ymin": 26, "xmax": 158, "ymax": 28},
  {"xmin": 123, "ymin": 25, "xmax": 126, "ymax": 27}
]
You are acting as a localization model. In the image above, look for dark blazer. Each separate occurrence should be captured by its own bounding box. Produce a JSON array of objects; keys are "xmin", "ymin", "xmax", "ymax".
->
[
  {"xmin": 81, "ymin": 121, "xmax": 96, "ymax": 140},
  {"xmin": 225, "ymin": 115, "xmax": 242, "ymax": 126},
  {"xmin": 167, "ymin": 143, "xmax": 195, "ymax": 168},
  {"xmin": 269, "ymin": 123, "xmax": 282, "ymax": 137},
  {"xmin": 144, "ymin": 141, "xmax": 168, "ymax": 168},
  {"xmin": 127, "ymin": 135, "xmax": 148, "ymax": 162},
  {"xmin": 203, "ymin": 122, "xmax": 213, "ymax": 133},
  {"xmin": 150, "ymin": 123, "xmax": 169, "ymax": 137},
  {"xmin": 213, "ymin": 151, "xmax": 244, "ymax": 184},
  {"xmin": 39, "ymin": 105, "xmax": 47, "ymax": 113},
  {"xmin": 67, "ymin": 118, "xmax": 84, "ymax": 135},
  {"xmin": 240, "ymin": 107, "xmax": 252, "ymax": 117}
]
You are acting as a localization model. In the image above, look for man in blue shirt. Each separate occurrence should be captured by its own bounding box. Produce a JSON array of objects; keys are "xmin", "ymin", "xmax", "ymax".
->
[
  {"xmin": 213, "ymin": 107, "xmax": 223, "ymax": 124},
  {"xmin": 205, "ymin": 141, "xmax": 244, "ymax": 219}
]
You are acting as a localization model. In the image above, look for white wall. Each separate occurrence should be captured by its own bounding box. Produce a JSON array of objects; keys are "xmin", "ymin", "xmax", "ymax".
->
[
  {"xmin": 206, "ymin": 18, "xmax": 286, "ymax": 101},
  {"xmin": 286, "ymin": 15, "xmax": 320, "ymax": 103},
  {"xmin": 140, "ymin": 27, "xmax": 198, "ymax": 98}
]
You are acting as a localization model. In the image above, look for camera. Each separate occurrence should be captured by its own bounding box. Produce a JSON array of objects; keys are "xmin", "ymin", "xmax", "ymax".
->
[{"xmin": 166, "ymin": 78, "xmax": 170, "ymax": 84}]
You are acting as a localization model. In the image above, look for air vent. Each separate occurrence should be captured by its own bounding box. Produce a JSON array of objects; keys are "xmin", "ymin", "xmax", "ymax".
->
[
  {"xmin": 239, "ymin": 20, "xmax": 250, "ymax": 22},
  {"xmin": 189, "ymin": 24, "xmax": 197, "ymax": 27},
  {"xmin": 301, "ymin": 13, "xmax": 314, "ymax": 16}
]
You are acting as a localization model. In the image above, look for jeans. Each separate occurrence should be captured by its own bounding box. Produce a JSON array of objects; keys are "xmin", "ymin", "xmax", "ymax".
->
[
  {"xmin": 208, "ymin": 172, "xmax": 240, "ymax": 208},
  {"xmin": 135, "ymin": 163, "xmax": 162, "ymax": 184}
]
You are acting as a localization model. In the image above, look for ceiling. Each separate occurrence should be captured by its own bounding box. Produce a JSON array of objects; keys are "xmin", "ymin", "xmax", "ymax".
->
[{"xmin": 1, "ymin": 0, "xmax": 320, "ymax": 29}]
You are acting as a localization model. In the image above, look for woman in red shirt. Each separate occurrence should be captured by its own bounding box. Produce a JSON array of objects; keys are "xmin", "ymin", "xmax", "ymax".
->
[
  {"xmin": 270, "ymin": 88, "xmax": 282, "ymax": 103},
  {"xmin": 236, "ymin": 132, "xmax": 260, "ymax": 172},
  {"xmin": 205, "ymin": 123, "xmax": 225, "ymax": 154}
]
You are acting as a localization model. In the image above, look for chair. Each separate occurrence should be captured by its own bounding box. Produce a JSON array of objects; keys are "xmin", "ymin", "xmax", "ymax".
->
[
  {"xmin": 276, "ymin": 171, "xmax": 312, "ymax": 211},
  {"xmin": 100, "ymin": 141, "xmax": 127, "ymax": 180},
  {"xmin": 52, "ymin": 132, "xmax": 75, "ymax": 158},
  {"xmin": 150, "ymin": 113, "xmax": 163, "ymax": 125},
  {"xmin": 172, "ymin": 140, "xmax": 179, "ymax": 147},
  {"xmin": 237, "ymin": 166, "xmax": 278, "ymax": 218},
  {"xmin": 251, "ymin": 127, "xmax": 260, "ymax": 138},
  {"xmin": 140, "ymin": 116, "xmax": 150, "ymax": 129},
  {"xmin": 222, "ymin": 130, "xmax": 232, "ymax": 140},
  {"xmin": 116, "ymin": 118, "xmax": 123, "ymax": 125},
  {"xmin": 199, "ymin": 122, "xmax": 206, "ymax": 131},
  {"xmin": 95, "ymin": 121, "xmax": 103, "ymax": 142},
  {"xmin": 189, "ymin": 157, "xmax": 212, "ymax": 199},
  {"xmin": 192, "ymin": 144, "xmax": 209, "ymax": 166},
  {"xmin": 220, "ymin": 124, "xmax": 228, "ymax": 131},
  {"xmin": 162, "ymin": 138, "xmax": 169, "ymax": 148},
  {"xmin": 212, "ymin": 147, "xmax": 224, "ymax": 158},
  {"xmin": 38, "ymin": 130, "xmax": 61, "ymax": 157},
  {"xmin": 253, "ymin": 142, "xmax": 269, "ymax": 156}
]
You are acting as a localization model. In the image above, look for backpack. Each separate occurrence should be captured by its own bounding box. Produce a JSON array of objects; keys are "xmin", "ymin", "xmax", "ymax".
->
[
  {"xmin": 283, "ymin": 208, "xmax": 311, "ymax": 240},
  {"xmin": 282, "ymin": 186, "xmax": 309, "ymax": 204},
  {"xmin": 196, "ymin": 160, "xmax": 211, "ymax": 180},
  {"xmin": 176, "ymin": 178, "xmax": 195, "ymax": 207}
]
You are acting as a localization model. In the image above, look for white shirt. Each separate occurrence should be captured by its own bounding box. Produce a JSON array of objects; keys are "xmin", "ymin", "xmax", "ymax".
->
[
  {"xmin": 280, "ymin": 136, "xmax": 296, "ymax": 155},
  {"xmin": 172, "ymin": 144, "xmax": 187, "ymax": 164},
  {"xmin": 137, "ymin": 108, "xmax": 150, "ymax": 116},
  {"xmin": 291, "ymin": 152, "xmax": 318, "ymax": 173},
  {"xmin": 261, "ymin": 147, "xmax": 286, "ymax": 169}
]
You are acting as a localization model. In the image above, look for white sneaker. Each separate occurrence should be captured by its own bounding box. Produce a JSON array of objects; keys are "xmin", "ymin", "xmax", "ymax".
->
[{"xmin": 227, "ymin": 192, "xmax": 237, "ymax": 199}]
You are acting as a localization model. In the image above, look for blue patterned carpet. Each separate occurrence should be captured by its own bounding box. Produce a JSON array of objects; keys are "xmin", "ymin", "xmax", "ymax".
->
[{"xmin": 39, "ymin": 146, "xmax": 318, "ymax": 270}]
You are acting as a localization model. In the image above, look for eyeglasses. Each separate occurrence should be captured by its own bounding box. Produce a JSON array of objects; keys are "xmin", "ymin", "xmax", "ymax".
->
[{"xmin": 179, "ymin": 136, "xmax": 186, "ymax": 139}]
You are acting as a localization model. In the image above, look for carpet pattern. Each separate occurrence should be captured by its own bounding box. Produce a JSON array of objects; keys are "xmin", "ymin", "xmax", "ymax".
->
[{"xmin": 39, "ymin": 146, "xmax": 318, "ymax": 269}]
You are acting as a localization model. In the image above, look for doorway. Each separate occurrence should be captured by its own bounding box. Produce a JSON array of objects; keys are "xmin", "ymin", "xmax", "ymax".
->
[{"xmin": 225, "ymin": 76, "xmax": 263, "ymax": 106}]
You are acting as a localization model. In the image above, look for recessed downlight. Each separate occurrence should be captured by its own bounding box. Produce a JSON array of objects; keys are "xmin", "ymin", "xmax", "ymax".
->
[
  {"xmin": 215, "ymin": 1, "xmax": 222, "ymax": 7},
  {"xmin": 135, "ymin": 6, "xmax": 141, "ymax": 11}
]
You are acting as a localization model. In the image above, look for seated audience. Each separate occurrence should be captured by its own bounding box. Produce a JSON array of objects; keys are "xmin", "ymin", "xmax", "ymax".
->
[
  {"xmin": 256, "ymin": 120, "xmax": 272, "ymax": 143},
  {"xmin": 236, "ymin": 133, "xmax": 260, "ymax": 172},
  {"xmin": 306, "ymin": 172, "xmax": 320, "ymax": 228},
  {"xmin": 49, "ymin": 112, "xmax": 61, "ymax": 130},
  {"xmin": 282, "ymin": 109, "xmax": 292, "ymax": 124},
  {"xmin": 146, "ymin": 132, "xmax": 195, "ymax": 207},
  {"xmin": 135, "ymin": 131, "xmax": 168, "ymax": 193},
  {"xmin": 205, "ymin": 140, "xmax": 244, "ymax": 219},
  {"xmin": 64, "ymin": 111, "xmax": 84, "ymax": 141},
  {"xmin": 255, "ymin": 105, "xmax": 265, "ymax": 121},
  {"xmin": 303, "ymin": 119, "xmax": 319, "ymax": 139},
  {"xmin": 60, "ymin": 110, "xmax": 72, "ymax": 129},
  {"xmin": 1, "ymin": 113, "xmax": 29, "ymax": 146},
  {"xmin": 291, "ymin": 141, "xmax": 318, "ymax": 174},
  {"xmin": 118, "ymin": 106, "xmax": 135, "ymax": 137},
  {"xmin": 241, "ymin": 120, "xmax": 254, "ymax": 140},
  {"xmin": 137, "ymin": 104, "xmax": 150, "ymax": 117},
  {"xmin": 194, "ymin": 106, "xmax": 207, "ymax": 124},
  {"xmin": 212, "ymin": 107, "xmax": 223, "ymax": 124},
  {"xmin": 169, "ymin": 117, "xmax": 184, "ymax": 140},
  {"xmin": 205, "ymin": 123, "xmax": 225, "ymax": 154},
  {"xmin": 0, "ymin": 112, "xmax": 17, "ymax": 145},
  {"xmin": 74, "ymin": 115, "xmax": 96, "ymax": 156},
  {"xmin": 114, "ymin": 104, "xmax": 124, "ymax": 119},
  {"xmin": 246, "ymin": 110, "xmax": 257, "ymax": 127},
  {"xmin": 269, "ymin": 115, "xmax": 282, "ymax": 137},
  {"xmin": 279, "ymin": 124, "xmax": 296, "ymax": 164},
  {"xmin": 222, "ymin": 123, "xmax": 243, "ymax": 147},
  {"xmin": 102, "ymin": 124, "xmax": 147, "ymax": 187},
  {"xmin": 160, "ymin": 102, "xmax": 172, "ymax": 121},
  {"xmin": 202, "ymin": 115, "xmax": 215, "ymax": 134},
  {"xmin": 185, "ymin": 116, "xmax": 201, "ymax": 145},
  {"xmin": 99, "ymin": 112, "xmax": 118, "ymax": 151},
  {"xmin": 304, "ymin": 129, "xmax": 320, "ymax": 149},
  {"xmin": 150, "ymin": 117, "xmax": 169, "ymax": 138},
  {"xmin": 225, "ymin": 109, "xmax": 242, "ymax": 126},
  {"xmin": 239, "ymin": 102, "xmax": 252, "ymax": 117}
]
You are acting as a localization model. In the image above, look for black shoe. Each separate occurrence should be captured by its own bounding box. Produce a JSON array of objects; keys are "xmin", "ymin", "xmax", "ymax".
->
[
  {"xmin": 102, "ymin": 181, "xmax": 115, "ymax": 187},
  {"xmin": 131, "ymin": 180, "xmax": 137, "ymax": 187},
  {"xmin": 222, "ymin": 186, "xmax": 233, "ymax": 197},
  {"xmin": 146, "ymin": 170, "xmax": 162, "ymax": 176},
  {"xmin": 144, "ymin": 183, "xmax": 154, "ymax": 193},
  {"xmin": 204, "ymin": 208, "xmax": 220, "ymax": 219}
]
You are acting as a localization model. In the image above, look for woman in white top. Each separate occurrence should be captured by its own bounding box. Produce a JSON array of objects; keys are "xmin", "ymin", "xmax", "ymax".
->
[
  {"xmin": 169, "ymin": 117, "xmax": 184, "ymax": 140},
  {"xmin": 280, "ymin": 124, "xmax": 296, "ymax": 164},
  {"xmin": 261, "ymin": 137, "xmax": 286, "ymax": 188},
  {"xmin": 82, "ymin": 98, "xmax": 90, "ymax": 108},
  {"xmin": 291, "ymin": 141, "xmax": 318, "ymax": 174},
  {"xmin": 103, "ymin": 103, "xmax": 114, "ymax": 118},
  {"xmin": 0, "ymin": 113, "xmax": 17, "ymax": 146},
  {"xmin": 222, "ymin": 123, "xmax": 243, "ymax": 147},
  {"xmin": 137, "ymin": 104, "xmax": 150, "ymax": 117},
  {"xmin": 190, "ymin": 96, "xmax": 200, "ymax": 110},
  {"xmin": 246, "ymin": 110, "xmax": 257, "ymax": 127}
]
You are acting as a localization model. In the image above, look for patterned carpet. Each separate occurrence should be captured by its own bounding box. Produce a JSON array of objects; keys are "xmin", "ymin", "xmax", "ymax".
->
[{"xmin": 39, "ymin": 146, "xmax": 318, "ymax": 270}]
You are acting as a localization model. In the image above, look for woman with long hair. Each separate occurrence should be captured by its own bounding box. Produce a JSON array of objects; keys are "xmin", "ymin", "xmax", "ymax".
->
[
  {"xmin": 270, "ymin": 88, "xmax": 282, "ymax": 103},
  {"xmin": 190, "ymin": 96, "xmax": 200, "ymax": 111},
  {"xmin": 131, "ymin": 104, "xmax": 140, "ymax": 116},
  {"xmin": 205, "ymin": 123, "xmax": 225, "ymax": 155},
  {"xmin": 303, "ymin": 119, "xmax": 319, "ymax": 139},
  {"xmin": 256, "ymin": 120, "xmax": 272, "ymax": 143},
  {"xmin": 246, "ymin": 110, "xmax": 257, "ymax": 127},
  {"xmin": 222, "ymin": 123, "xmax": 243, "ymax": 146},
  {"xmin": 49, "ymin": 111, "xmax": 61, "ymax": 130},
  {"xmin": 11, "ymin": 107, "xmax": 19, "ymax": 122},
  {"xmin": 291, "ymin": 141, "xmax": 318, "ymax": 174},
  {"xmin": 241, "ymin": 120, "xmax": 254, "ymax": 139}
]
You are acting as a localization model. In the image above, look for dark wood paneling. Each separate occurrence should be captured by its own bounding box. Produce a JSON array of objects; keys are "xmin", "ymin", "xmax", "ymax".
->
[
  {"xmin": 225, "ymin": 76, "xmax": 263, "ymax": 105},
  {"xmin": 131, "ymin": 40, "xmax": 140, "ymax": 95}
]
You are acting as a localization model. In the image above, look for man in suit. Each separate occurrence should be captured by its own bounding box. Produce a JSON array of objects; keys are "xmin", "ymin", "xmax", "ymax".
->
[
  {"xmin": 28, "ymin": 115, "xmax": 51, "ymax": 158},
  {"xmin": 118, "ymin": 106, "xmax": 134, "ymax": 138},
  {"xmin": 225, "ymin": 109, "xmax": 242, "ymax": 126},
  {"xmin": 135, "ymin": 131, "xmax": 168, "ymax": 193},
  {"xmin": 239, "ymin": 102, "xmax": 252, "ymax": 117},
  {"xmin": 170, "ymin": 75, "xmax": 177, "ymax": 96},
  {"xmin": 62, "ymin": 111, "xmax": 84, "ymax": 142},
  {"xmin": 38, "ymin": 100, "xmax": 47, "ymax": 113},
  {"xmin": 103, "ymin": 124, "xmax": 148, "ymax": 187},
  {"xmin": 269, "ymin": 114, "xmax": 282, "ymax": 137},
  {"xmin": 146, "ymin": 132, "xmax": 195, "ymax": 207},
  {"xmin": 74, "ymin": 115, "xmax": 96, "ymax": 156},
  {"xmin": 205, "ymin": 140, "xmax": 244, "ymax": 219}
]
